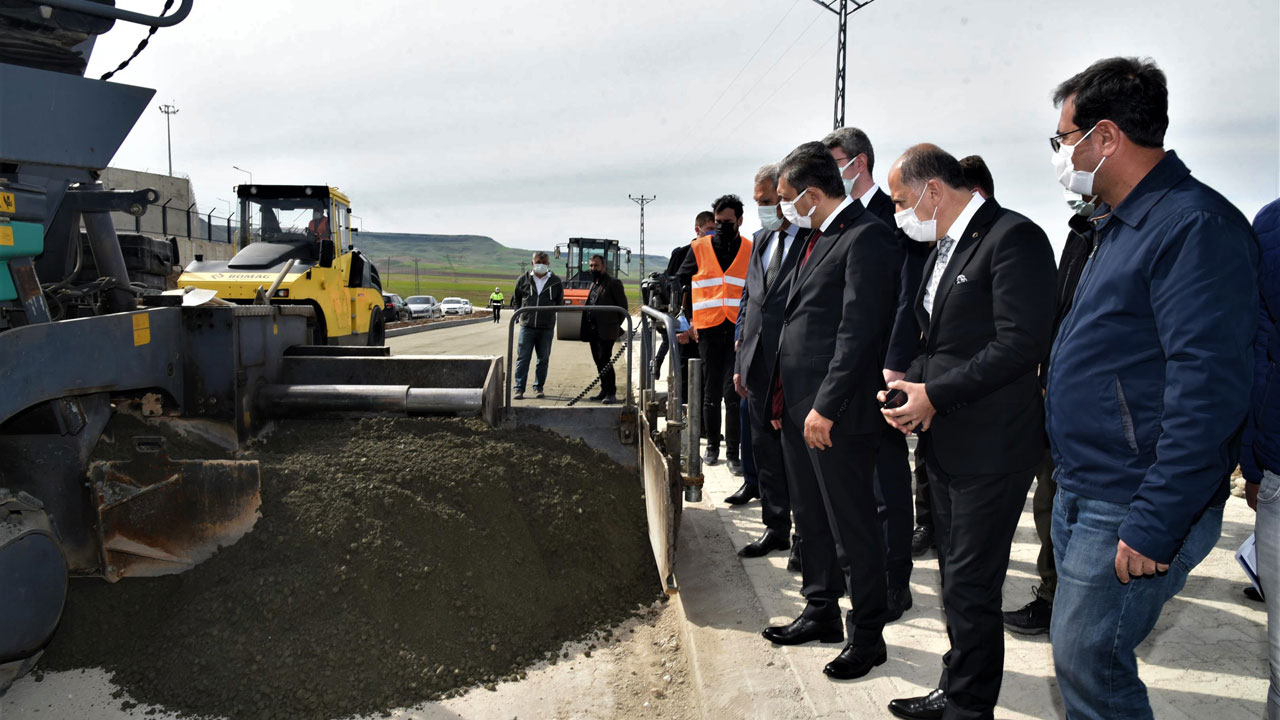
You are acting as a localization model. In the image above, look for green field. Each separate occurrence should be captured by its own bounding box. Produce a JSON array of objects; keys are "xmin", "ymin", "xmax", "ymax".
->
[{"xmin": 355, "ymin": 230, "xmax": 661, "ymax": 306}]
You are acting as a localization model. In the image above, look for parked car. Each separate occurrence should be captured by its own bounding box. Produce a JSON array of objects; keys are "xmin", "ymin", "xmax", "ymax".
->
[
  {"xmin": 440, "ymin": 297, "xmax": 469, "ymax": 316},
  {"xmin": 404, "ymin": 295, "xmax": 443, "ymax": 319},
  {"xmin": 381, "ymin": 293, "xmax": 410, "ymax": 322},
  {"xmin": 462, "ymin": 299, "xmax": 474, "ymax": 314}
]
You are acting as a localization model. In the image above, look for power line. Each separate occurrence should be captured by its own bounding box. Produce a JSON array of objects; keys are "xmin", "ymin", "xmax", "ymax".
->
[
  {"xmin": 668, "ymin": 0, "xmax": 802, "ymax": 159},
  {"xmin": 672, "ymin": 9, "xmax": 827, "ymax": 165},
  {"xmin": 715, "ymin": 28, "xmax": 839, "ymax": 151}
]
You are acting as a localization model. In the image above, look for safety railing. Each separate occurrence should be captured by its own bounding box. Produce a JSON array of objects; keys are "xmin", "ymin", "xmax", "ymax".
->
[
  {"xmin": 136, "ymin": 202, "xmax": 236, "ymax": 244},
  {"xmin": 639, "ymin": 304, "xmax": 685, "ymax": 426},
  {"xmin": 504, "ymin": 305, "xmax": 635, "ymax": 411}
]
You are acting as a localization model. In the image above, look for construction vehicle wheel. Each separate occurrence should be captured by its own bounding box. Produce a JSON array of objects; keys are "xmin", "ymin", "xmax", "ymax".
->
[
  {"xmin": 0, "ymin": 490, "xmax": 68, "ymax": 695},
  {"xmin": 368, "ymin": 309, "xmax": 386, "ymax": 346}
]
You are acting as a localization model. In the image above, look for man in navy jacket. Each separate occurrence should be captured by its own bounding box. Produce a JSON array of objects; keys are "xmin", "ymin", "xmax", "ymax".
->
[
  {"xmin": 1241, "ymin": 195, "xmax": 1280, "ymax": 718},
  {"xmin": 1045, "ymin": 57, "xmax": 1258, "ymax": 720}
]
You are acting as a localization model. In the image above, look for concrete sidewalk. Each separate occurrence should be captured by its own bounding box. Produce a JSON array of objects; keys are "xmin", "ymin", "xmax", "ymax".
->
[{"xmin": 677, "ymin": 441, "xmax": 1270, "ymax": 719}]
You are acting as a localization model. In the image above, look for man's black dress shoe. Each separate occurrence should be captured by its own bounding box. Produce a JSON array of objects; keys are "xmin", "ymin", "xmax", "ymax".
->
[
  {"xmin": 787, "ymin": 541, "xmax": 802, "ymax": 572},
  {"xmin": 761, "ymin": 616, "xmax": 843, "ymax": 646},
  {"xmin": 589, "ymin": 390, "xmax": 608, "ymax": 402},
  {"xmin": 725, "ymin": 482, "xmax": 759, "ymax": 505},
  {"xmin": 888, "ymin": 688, "xmax": 947, "ymax": 719},
  {"xmin": 911, "ymin": 525, "xmax": 935, "ymax": 556},
  {"xmin": 823, "ymin": 641, "xmax": 887, "ymax": 680},
  {"xmin": 726, "ymin": 456, "xmax": 743, "ymax": 475},
  {"xmin": 886, "ymin": 584, "xmax": 913, "ymax": 621},
  {"xmin": 600, "ymin": 394, "xmax": 617, "ymax": 405},
  {"xmin": 703, "ymin": 445, "xmax": 720, "ymax": 465},
  {"xmin": 738, "ymin": 529, "xmax": 790, "ymax": 558}
]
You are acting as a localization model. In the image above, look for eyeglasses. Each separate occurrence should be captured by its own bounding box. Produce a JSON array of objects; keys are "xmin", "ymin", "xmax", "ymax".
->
[{"xmin": 1050, "ymin": 126, "xmax": 1095, "ymax": 152}]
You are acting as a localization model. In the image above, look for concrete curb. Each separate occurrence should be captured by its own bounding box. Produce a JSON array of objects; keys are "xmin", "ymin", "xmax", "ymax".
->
[{"xmin": 386, "ymin": 315, "xmax": 494, "ymax": 338}]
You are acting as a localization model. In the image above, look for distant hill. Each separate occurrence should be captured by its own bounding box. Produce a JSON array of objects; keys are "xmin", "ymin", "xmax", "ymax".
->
[{"xmin": 351, "ymin": 231, "xmax": 668, "ymax": 280}]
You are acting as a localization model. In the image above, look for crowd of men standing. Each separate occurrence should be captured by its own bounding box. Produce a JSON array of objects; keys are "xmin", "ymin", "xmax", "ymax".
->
[{"xmin": 670, "ymin": 55, "xmax": 1275, "ymax": 720}]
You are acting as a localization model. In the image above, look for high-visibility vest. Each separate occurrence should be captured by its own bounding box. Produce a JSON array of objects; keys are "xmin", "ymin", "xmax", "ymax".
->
[{"xmin": 690, "ymin": 234, "xmax": 752, "ymax": 329}]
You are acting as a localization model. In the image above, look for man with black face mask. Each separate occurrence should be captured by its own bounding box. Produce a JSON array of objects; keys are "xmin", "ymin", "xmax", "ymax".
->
[{"xmin": 679, "ymin": 194, "xmax": 753, "ymax": 473}]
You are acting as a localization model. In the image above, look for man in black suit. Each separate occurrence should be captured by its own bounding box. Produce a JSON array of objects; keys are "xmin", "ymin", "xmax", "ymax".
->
[
  {"xmin": 584, "ymin": 253, "xmax": 629, "ymax": 405},
  {"xmin": 880, "ymin": 144, "xmax": 1055, "ymax": 720},
  {"xmin": 823, "ymin": 126, "xmax": 924, "ymax": 618},
  {"xmin": 729, "ymin": 162, "xmax": 808, "ymax": 561},
  {"xmin": 760, "ymin": 142, "xmax": 902, "ymax": 682}
]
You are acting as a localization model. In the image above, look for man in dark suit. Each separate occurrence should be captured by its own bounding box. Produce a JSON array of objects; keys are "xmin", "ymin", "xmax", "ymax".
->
[
  {"xmin": 760, "ymin": 142, "xmax": 902, "ymax": 682},
  {"xmin": 729, "ymin": 162, "xmax": 808, "ymax": 562},
  {"xmin": 584, "ymin": 253, "xmax": 629, "ymax": 405},
  {"xmin": 880, "ymin": 144, "xmax": 1055, "ymax": 720},
  {"xmin": 824, "ymin": 126, "xmax": 925, "ymax": 618}
]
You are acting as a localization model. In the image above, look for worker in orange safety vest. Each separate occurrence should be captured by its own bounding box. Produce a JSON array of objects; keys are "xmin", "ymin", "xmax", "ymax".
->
[{"xmin": 678, "ymin": 194, "xmax": 753, "ymax": 474}]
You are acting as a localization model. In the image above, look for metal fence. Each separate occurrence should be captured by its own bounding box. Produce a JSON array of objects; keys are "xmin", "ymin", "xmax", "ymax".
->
[{"xmin": 130, "ymin": 201, "xmax": 237, "ymax": 244}]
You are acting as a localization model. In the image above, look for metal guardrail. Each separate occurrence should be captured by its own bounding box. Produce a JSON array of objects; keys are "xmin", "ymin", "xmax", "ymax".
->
[
  {"xmin": 504, "ymin": 305, "xmax": 634, "ymax": 411},
  {"xmin": 38, "ymin": 0, "xmax": 194, "ymax": 27},
  {"xmin": 639, "ymin": 304, "xmax": 684, "ymax": 425}
]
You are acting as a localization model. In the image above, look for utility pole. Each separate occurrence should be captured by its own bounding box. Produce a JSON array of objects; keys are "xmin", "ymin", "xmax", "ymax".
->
[
  {"xmin": 804, "ymin": 0, "xmax": 878, "ymax": 130},
  {"xmin": 629, "ymin": 194, "xmax": 656, "ymax": 278},
  {"xmin": 386, "ymin": 256, "xmax": 392, "ymax": 289},
  {"xmin": 518, "ymin": 260, "xmax": 528, "ymax": 275},
  {"xmin": 414, "ymin": 258, "xmax": 420, "ymax": 294},
  {"xmin": 158, "ymin": 103, "xmax": 179, "ymax": 176}
]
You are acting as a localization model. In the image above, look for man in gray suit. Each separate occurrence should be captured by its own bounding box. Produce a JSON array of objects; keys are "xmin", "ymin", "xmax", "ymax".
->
[{"xmin": 731, "ymin": 163, "xmax": 809, "ymax": 561}]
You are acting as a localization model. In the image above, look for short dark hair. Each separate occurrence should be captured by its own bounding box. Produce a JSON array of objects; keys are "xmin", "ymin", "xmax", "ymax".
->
[
  {"xmin": 779, "ymin": 141, "xmax": 845, "ymax": 200},
  {"xmin": 821, "ymin": 127, "xmax": 875, "ymax": 173},
  {"xmin": 694, "ymin": 210, "xmax": 715, "ymax": 226},
  {"xmin": 898, "ymin": 144, "xmax": 967, "ymax": 191},
  {"xmin": 712, "ymin": 194, "xmax": 744, "ymax": 219},
  {"xmin": 959, "ymin": 155, "xmax": 995, "ymax": 198},
  {"xmin": 532, "ymin": 250, "xmax": 550, "ymax": 263},
  {"xmin": 1053, "ymin": 56, "xmax": 1168, "ymax": 149}
]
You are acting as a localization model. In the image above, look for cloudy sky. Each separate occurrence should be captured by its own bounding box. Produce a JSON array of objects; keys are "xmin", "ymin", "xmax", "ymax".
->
[{"xmin": 90, "ymin": 0, "xmax": 1278, "ymax": 260}]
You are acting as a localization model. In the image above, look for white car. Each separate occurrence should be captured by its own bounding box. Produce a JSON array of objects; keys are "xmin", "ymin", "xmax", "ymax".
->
[
  {"xmin": 440, "ymin": 297, "xmax": 469, "ymax": 316},
  {"xmin": 404, "ymin": 295, "xmax": 442, "ymax": 319}
]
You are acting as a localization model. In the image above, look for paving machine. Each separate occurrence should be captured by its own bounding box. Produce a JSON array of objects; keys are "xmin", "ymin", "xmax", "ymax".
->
[
  {"xmin": 0, "ymin": 0, "xmax": 692, "ymax": 702},
  {"xmin": 178, "ymin": 184, "xmax": 386, "ymax": 346},
  {"xmin": 552, "ymin": 237, "xmax": 630, "ymax": 340},
  {"xmin": 0, "ymin": 0, "xmax": 502, "ymax": 693}
]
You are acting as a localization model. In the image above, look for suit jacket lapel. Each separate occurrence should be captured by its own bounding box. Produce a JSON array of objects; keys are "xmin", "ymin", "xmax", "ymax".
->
[
  {"xmin": 766, "ymin": 227, "xmax": 807, "ymax": 302},
  {"xmin": 786, "ymin": 202, "xmax": 864, "ymax": 312},
  {"xmin": 928, "ymin": 200, "xmax": 1000, "ymax": 329}
]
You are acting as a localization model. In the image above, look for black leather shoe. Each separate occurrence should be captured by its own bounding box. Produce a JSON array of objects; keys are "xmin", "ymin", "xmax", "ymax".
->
[
  {"xmin": 823, "ymin": 641, "xmax": 887, "ymax": 680},
  {"xmin": 738, "ymin": 529, "xmax": 790, "ymax": 558},
  {"xmin": 1003, "ymin": 588, "xmax": 1052, "ymax": 634},
  {"xmin": 589, "ymin": 390, "xmax": 608, "ymax": 402},
  {"xmin": 726, "ymin": 457, "xmax": 743, "ymax": 476},
  {"xmin": 725, "ymin": 482, "xmax": 758, "ymax": 505},
  {"xmin": 787, "ymin": 542, "xmax": 802, "ymax": 572},
  {"xmin": 910, "ymin": 525, "xmax": 934, "ymax": 557},
  {"xmin": 600, "ymin": 394, "xmax": 617, "ymax": 405},
  {"xmin": 886, "ymin": 584, "xmax": 913, "ymax": 621},
  {"xmin": 703, "ymin": 445, "xmax": 720, "ymax": 466},
  {"xmin": 761, "ymin": 616, "xmax": 843, "ymax": 646},
  {"xmin": 888, "ymin": 688, "xmax": 946, "ymax": 719}
]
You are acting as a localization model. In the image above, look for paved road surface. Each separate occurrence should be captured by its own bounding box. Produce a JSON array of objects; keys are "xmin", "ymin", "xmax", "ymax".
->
[{"xmin": 390, "ymin": 317, "xmax": 636, "ymax": 405}]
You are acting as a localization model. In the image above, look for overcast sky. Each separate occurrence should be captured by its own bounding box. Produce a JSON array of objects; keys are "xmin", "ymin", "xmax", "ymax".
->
[{"xmin": 90, "ymin": 0, "xmax": 1279, "ymax": 260}]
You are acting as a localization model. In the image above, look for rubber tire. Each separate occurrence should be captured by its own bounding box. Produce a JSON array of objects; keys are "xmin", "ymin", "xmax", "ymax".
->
[{"xmin": 368, "ymin": 309, "xmax": 386, "ymax": 346}]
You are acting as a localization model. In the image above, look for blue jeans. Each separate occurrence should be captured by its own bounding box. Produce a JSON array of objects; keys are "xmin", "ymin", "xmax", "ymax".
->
[
  {"xmin": 514, "ymin": 325, "xmax": 553, "ymax": 392},
  {"xmin": 1050, "ymin": 485, "xmax": 1223, "ymax": 720},
  {"xmin": 1256, "ymin": 469, "xmax": 1280, "ymax": 719}
]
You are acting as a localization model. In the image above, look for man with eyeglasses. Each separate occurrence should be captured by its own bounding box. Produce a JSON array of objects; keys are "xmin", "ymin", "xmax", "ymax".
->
[{"xmin": 1044, "ymin": 57, "xmax": 1258, "ymax": 720}]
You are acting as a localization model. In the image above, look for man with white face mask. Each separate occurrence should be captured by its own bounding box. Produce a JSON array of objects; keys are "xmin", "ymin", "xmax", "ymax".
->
[
  {"xmin": 760, "ymin": 142, "xmax": 902, "ymax": 684},
  {"xmin": 880, "ymin": 144, "xmax": 1056, "ymax": 720},
  {"xmin": 824, "ymin": 126, "xmax": 930, "ymax": 620},
  {"xmin": 511, "ymin": 251, "xmax": 564, "ymax": 400},
  {"xmin": 728, "ymin": 162, "xmax": 810, "ymax": 565},
  {"xmin": 1044, "ymin": 57, "xmax": 1258, "ymax": 720}
]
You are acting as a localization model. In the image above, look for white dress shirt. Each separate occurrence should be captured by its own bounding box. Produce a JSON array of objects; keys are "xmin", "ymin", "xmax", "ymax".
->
[
  {"xmin": 857, "ymin": 183, "xmax": 880, "ymax": 210},
  {"xmin": 819, "ymin": 195, "xmax": 855, "ymax": 234},
  {"xmin": 923, "ymin": 193, "xmax": 985, "ymax": 317},
  {"xmin": 761, "ymin": 223, "xmax": 800, "ymax": 273}
]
